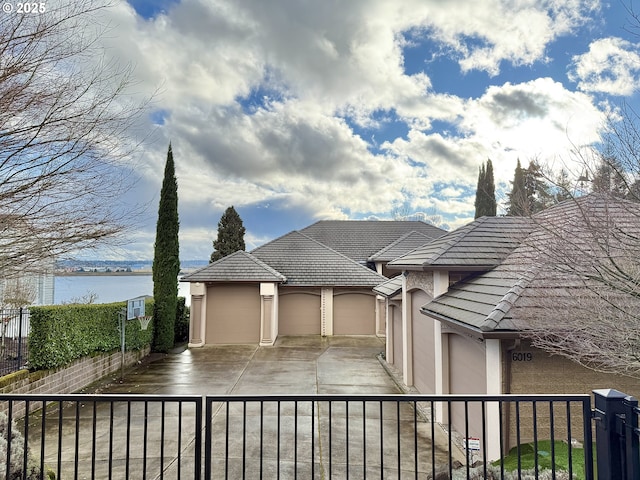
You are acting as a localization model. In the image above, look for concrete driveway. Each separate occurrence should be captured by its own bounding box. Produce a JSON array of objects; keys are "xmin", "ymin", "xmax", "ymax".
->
[
  {"xmin": 93, "ymin": 335, "xmax": 399, "ymax": 396},
  {"xmin": 38, "ymin": 337, "xmax": 456, "ymax": 479}
]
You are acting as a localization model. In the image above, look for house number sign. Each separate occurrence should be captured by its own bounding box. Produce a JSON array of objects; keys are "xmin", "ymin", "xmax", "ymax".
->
[{"xmin": 511, "ymin": 352, "xmax": 533, "ymax": 362}]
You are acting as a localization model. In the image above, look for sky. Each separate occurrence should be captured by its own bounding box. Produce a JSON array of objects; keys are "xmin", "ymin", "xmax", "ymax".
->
[{"xmin": 82, "ymin": 0, "xmax": 640, "ymax": 260}]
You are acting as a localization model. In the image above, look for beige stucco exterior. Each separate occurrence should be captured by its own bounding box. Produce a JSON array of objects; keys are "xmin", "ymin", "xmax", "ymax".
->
[{"xmin": 189, "ymin": 283, "xmax": 381, "ymax": 345}]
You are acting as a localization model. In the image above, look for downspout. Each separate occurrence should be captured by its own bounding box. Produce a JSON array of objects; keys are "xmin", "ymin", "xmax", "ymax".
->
[{"xmin": 503, "ymin": 339, "xmax": 520, "ymax": 454}]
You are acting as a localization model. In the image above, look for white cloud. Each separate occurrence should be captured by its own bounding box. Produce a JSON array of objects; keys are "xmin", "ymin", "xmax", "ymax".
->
[
  {"xmin": 79, "ymin": 0, "xmax": 612, "ymax": 258},
  {"xmin": 569, "ymin": 37, "xmax": 640, "ymax": 95}
]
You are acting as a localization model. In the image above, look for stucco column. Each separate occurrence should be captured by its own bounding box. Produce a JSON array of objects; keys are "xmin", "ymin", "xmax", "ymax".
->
[
  {"xmin": 402, "ymin": 273, "xmax": 413, "ymax": 386},
  {"xmin": 386, "ymin": 299, "xmax": 394, "ymax": 364},
  {"xmin": 376, "ymin": 296, "xmax": 386, "ymax": 337},
  {"xmin": 321, "ymin": 287, "xmax": 333, "ymax": 336},
  {"xmin": 260, "ymin": 283, "xmax": 276, "ymax": 346},
  {"xmin": 433, "ymin": 270, "xmax": 449, "ymax": 423},
  {"xmin": 188, "ymin": 282, "xmax": 206, "ymax": 347},
  {"xmin": 485, "ymin": 339, "xmax": 502, "ymax": 461}
]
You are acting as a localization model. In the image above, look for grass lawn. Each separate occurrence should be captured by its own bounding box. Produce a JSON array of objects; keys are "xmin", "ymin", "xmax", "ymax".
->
[{"xmin": 494, "ymin": 440, "xmax": 593, "ymax": 480}]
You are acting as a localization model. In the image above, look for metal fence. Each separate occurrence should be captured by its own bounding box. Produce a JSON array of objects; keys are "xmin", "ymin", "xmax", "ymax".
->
[
  {"xmin": 0, "ymin": 393, "xmax": 596, "ymax": 479},
  {"xmin": 0, "ymin": 308, "xmax": 29, "ymax": 376}
]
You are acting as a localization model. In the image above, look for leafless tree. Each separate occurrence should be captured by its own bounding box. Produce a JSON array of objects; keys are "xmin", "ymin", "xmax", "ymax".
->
[
  {"xmin": 0, "ymin": 0, "xmax": 147, "ymax": 276},
  {"xmin": 516, "ymin": 194, "xmax": 640, "ymax": 377}
]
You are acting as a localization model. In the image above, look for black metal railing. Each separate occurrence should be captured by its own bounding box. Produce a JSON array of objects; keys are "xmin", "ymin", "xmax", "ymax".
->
[
  {"xmin": 205, "ymin": 394, "xmax": 595, "ymax": 479},
  {"xmin": 0, "ymin": 393, "xmax": 597, "ymax": 479},
  {"xmin": 593, "ymin": 389, "xmax": 640, "ymax": 479},
  {"xmin": 0, "ymin": 308, "xmax": 29, "ymax": 376},
  {"xmin": 0, "ymin": 394, "xmax": 202, "ymax": 480}
]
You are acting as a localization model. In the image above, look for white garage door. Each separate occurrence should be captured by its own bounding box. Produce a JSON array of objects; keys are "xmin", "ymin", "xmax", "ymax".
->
[
  {"xmin": 205, "ymin": 284, "xmax": 260, "ymax": 344},
  {"xmin": 411, "ymin": 289, "xmax": 435, "ymax": 393},
  {"xmin": 333, "ymin": 290, "xmax": 376, "ymax": 335},
  {"xmin": 279, "ymin": 290, "xmax": 321, "ymax": 335}
]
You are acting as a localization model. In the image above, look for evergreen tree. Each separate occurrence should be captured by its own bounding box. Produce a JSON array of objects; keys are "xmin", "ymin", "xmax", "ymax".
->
[
  {"xmin": 152, "ymin": 144, "xmax": 180, "ymax": 352},
  {"xmin": 474, "ymin": 159, "xmax": 496, "ymax": 218},
  {"xmin": 507, "ymin": 159, "xmax": 554, "ymax": 215},
  {"xmin": 524, "ymin": 160, "xmax": 553, "ymax": 213},
  {"xmin": 211, "ymin": 206, "xmax": 246, "ymax": 262},
  {"xmin": 591, "ymin": 154, "xmax": 628, "ymax": 198},
  {"xmin": 507, "ymin": 159, "xmax": 528, "ymax": 216}
]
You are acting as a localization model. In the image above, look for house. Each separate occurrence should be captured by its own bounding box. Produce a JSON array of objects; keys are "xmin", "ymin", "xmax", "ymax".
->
[
  {"xmin": 182, "ymin": 220, "xmax": 445, "ymax": 346},
  {"xmin": 379, "ymin": 195, "xmax": 640, "ymax": 460}
]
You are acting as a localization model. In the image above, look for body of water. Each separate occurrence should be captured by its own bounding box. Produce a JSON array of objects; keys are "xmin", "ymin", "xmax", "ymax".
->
[{"xmin": 54, "ymin": 275, "xmax": 191, "ymax": 306}]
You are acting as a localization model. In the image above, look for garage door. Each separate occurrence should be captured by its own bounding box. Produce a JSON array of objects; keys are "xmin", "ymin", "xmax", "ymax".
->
[
  {"xmin": 411, "ymin": 289, "xmax": 435, "ymax": 393},
  {"xmin": 392, "ymin": 305, "xmax": 403, "ymax": 372},
  {"xmin": 205, "ymin": 284, "xmax": 260, "ymax": 344},
  {"xmin": 449, "ymin": 333, "xmax": 486, "ymax": 441},
  {"xmin": 279, "ymin": 290, "xmax": 321, "ymax": 335},
  {"xmin": 333, "ymin": 290, "xmax": 376, "ymax": 335}
]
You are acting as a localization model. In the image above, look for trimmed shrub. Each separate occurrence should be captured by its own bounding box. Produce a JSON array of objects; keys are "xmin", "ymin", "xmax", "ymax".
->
[{"xmin": 29, "ymin": 301, "xmax": 154, "ymax": 370}]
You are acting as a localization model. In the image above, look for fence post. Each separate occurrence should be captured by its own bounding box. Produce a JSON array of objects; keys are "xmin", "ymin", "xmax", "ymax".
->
[
  {"xmin": 16, "ymin": 308, "xmax": 23, "ymax": 367},
  {"xmin": 623, "ymin": 396, "xmax": 640, "ymax": 480},
  {"xmin": 593, "ymin": 389, "xmax": 627, "ymax": 480}
]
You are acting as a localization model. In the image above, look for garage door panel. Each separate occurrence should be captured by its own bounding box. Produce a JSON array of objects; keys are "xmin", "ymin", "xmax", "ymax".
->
[
  {"xmin": 279, "ymin": 291, "xmax": 321, "ymax": 335},
  {"xmin": 206, "ymin": 284, "xmax": 260, "ymax": 344},
  {"xmin": 333, "ymin": 291, "xmax": 375, "ymax": 335},
  {"xmin": 449, "ymin": 334, "xmax": 486, "ymax": 441},
  {"xmin": 411, "ymin": 290, "xmax": 434, "ymax": 393},
  {"xmin": 392, "ymin": 306, "xmax": 403, "ymax": 372}
]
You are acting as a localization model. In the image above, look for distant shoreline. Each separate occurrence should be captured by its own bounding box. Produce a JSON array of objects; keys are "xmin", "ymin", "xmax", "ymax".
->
[{"xmin": 56, "ymin": 271, "xmax": 152, "ymax": 276}]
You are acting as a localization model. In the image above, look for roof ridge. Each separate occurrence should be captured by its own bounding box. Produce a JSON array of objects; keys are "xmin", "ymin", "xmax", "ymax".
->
[
  {"xmin": 239, "ymin": 250, "xmax": 287, "ymax": 281},
  {"xmin": 480, "ymin": 263, "xmax": 539, "ymax": 331},
  {"xmin": 368, "ymin": 230, "xmax": 430, "ymax": 260},
  {"xmin": 295, "ymin": 231, "xmax": 387, "ymax": 279}
]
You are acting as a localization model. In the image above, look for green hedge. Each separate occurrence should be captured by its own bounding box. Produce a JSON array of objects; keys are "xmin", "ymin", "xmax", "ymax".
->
[{"xmin": 28, "ymin": 300, "xmax": 155, "ymax": 370}]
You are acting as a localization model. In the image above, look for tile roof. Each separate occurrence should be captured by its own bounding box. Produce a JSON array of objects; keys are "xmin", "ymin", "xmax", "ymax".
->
[
  {"xmin": 420, "ymin": 195, "xmax": 640, "ymax": 335},
  {"xmin": 300, "ymin": 220, "xmax": 446, "ymax": 262},
  {"xmin": 373, "ymin": 275, "xmax": 403, "ymax": 298},
  {"xmin": 251, "ymin": 231, "xmax": 387, "ymax": 287},
  {"xmin": 368, "ymin": 231, "xmax": 433, "ymax": 262},
  {"xmin": 181, "ymin": 250, "xmax": 286, "ymax": 282},
  {"xmin": 387, "ymin": 216, "xmax": 532, "ymax": 271}
]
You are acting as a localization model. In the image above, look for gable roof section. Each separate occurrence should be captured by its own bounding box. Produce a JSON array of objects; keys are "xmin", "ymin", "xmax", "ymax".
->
[
  {"xmin": 420, "ymin": 260, "xmax": 534, "ymax": 336},
  {"xmin": 300, "ymin": 220, "xmax": 446, "ymax": 262},
  {"xmin": 388, "ymin": 216, "xmax": 532, "ymax": 271},
  {"xmin": 368, "ymin": 231, "xmax": 433, "ymax": 262},
  {"xmin": 251, "ymin": 231, "xmax": 387, "ymax": 287},
  {"xmin": 181, "ymin": 250, "xmax": 286, "ymax": 282}
]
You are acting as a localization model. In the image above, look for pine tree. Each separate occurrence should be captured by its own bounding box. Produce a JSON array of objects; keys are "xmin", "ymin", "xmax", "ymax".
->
[
  {"xmin": 211, "ymin": 206, "xmax": 246, "ymax": 262},
  {"xmin": 507, "ymin": 159, "xmax": 528, "ymax": 216},
  {"xmin": 152, "ymin": 144, "xmax": 180, "ymax": 352},
  {"xmin": 474, "ymin": 159, "xmax": 496, "ymax": 218},
  {"xmin": 591, "ymin": 154, "xmax": 628, "ymax": 197}
]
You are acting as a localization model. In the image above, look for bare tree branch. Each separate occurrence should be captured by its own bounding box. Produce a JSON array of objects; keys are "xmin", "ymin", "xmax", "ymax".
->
[
  {"xmin": 0, "ymin": 0, "xmax": 148, "ymax": 275},
  {"xmin": 517, "ymin": 195, "xmax": 640, "ymax": 377}
]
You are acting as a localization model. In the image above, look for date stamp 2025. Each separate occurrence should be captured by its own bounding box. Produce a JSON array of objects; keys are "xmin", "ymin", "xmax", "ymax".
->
[{"xmin": 2, "ymin": 2, "xmax": 46, "ymax": 14}]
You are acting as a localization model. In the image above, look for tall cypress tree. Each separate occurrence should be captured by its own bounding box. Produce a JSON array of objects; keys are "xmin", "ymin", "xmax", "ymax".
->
[
  {"xmin": 152, "ymin": 144, "xmax": 180, "ymax": 352},
  {"xmin": 211, "ymin": 206, "xmax": 246, "ymax": 262},
  {"xmin": 507, "ymin": 159, "xmax": 528, "ymax": 216},
  {"xmin": 474, "ymin": 159, "xmax": 497, "ymax": 218}
]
